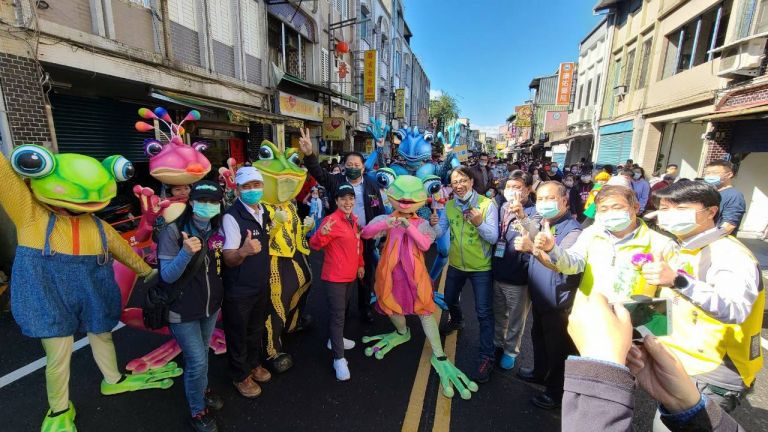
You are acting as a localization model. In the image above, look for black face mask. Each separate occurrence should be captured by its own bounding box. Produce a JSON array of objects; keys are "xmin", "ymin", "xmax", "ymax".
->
[{"xmin": 345, "ymin": 168, "xmax": 362, "ymax": 180}]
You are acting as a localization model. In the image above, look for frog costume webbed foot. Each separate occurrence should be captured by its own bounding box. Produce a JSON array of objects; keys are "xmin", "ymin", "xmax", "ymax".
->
[
  {"xmin": 41, "ymin": 402, "xmax": 76, "ymax": 432},
  {"xmin": 100, "ymin": 362, "xmax": 182, "ymax": 395},
  {"xmin": 362, "ymin": 328, "xmax": 411, "ymax": 359},
  {"xmin": 431, "ymin": 355, "xmax": 478, "ymax": 400}
]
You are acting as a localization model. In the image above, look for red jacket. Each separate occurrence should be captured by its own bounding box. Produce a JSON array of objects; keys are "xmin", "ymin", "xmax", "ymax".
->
[{"xmin": 309, "ymin": 209, "xmax": 364, "ymax": 282}]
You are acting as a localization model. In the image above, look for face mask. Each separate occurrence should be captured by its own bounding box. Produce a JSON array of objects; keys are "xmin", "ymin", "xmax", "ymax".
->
[
  {"xmin": 533, "ymin": 174, "xmax": 540, "ymax": 181},
  {"xmin": 564, "ymin": 180, "xmax": 574, "ymax": 188},
  {"xmin": 536, "ymin": 201, "xmax": 560, "ymax": 219},
  {"xmin": 479, "ymin": 161, "xmax": 488, "ymax": 167},
  {"xmin": 503, "ymin": 189, "xmax": 518, "ymax": 202},
  {"xmin": 485, "ymin": 191, "xmax": 493, "ymax": 198},
  {"xmin": 704, "ymin": 175, "xmax": 721, "ymax": 186},
  {"xmin": 633, "ymin": 172, "xmax": 642, "ymax": 180},
  {"xmin": 345, "ymin": 167, "xmax": 362, "ymax": 180},
  {"xmin": 596, "ymin": 210, "xmax": 632, "ymax": 232},
  {"xmin": 457, "ymin": 190, "xmax": 474, "ymax": 202},
  {"xmin": 657, "ymin": 209, "xmax": 699, "ymax": 236},
  {"xmin": 192, "ymin": 201, "xmax": 221, "ymax": 220},
  {"xmin": 240, "ymin": 189, "xmax": 263, "ymax": 205},
  {"xmin": 571, "ymin": 168, "xmax": 580, "ymax": 175},
  {"xmin": 581, "ymin": 175, "xmax": 592, "ymax": 183}
]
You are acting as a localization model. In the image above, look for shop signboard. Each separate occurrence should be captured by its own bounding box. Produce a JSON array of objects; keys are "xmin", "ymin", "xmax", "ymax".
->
[
  {"xmin": 364, "ymin": 50, "xmax": 378, "ymax": 102},
  {"xmin": 322, "ymin": 117, "xmax": 346, "ymax": 141},
  {"xmin": 277, "ymin": 91, "xmax": 322, "ymax": 122}
]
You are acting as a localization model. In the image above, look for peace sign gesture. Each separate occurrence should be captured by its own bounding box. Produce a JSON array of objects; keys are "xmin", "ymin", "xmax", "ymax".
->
[
  {"xmin": 321, "ymin": 219, "xmax": 336, "ymax": 236},
  {"xmin": 298, "ymin": 127, "xmax": 313, "ymax": 156}
]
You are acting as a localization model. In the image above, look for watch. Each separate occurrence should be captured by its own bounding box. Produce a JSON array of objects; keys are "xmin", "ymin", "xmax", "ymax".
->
[{"xmin": 673, "ymin": 272, "xmax": 690, "ymax": 289}]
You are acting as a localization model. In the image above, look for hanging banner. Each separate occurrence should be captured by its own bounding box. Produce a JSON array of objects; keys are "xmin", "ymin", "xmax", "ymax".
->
[
  {"xmin": 556, "ymin": 62, "xmax": 576, "ymax": 105},
  {"xmin": 277, "ymin": 91, "xmax": 323, "ymax": 122},
  {"xmin": 322, "ymin": 117, "xmax": 346, "ymax": 140},
  {"xmin": 394, "ymin": 88, "xmax": 406, "ymax": 119},
  {"xmin": 364, "ymin": 50, "xmax": 378, "ymax": 102},
  {"xmin": 514, "ymin": 105, "xmax": 533, "ymax": 127}
]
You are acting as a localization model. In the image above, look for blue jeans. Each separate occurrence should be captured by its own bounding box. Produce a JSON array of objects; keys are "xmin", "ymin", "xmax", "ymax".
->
[
  {"xmin": 443, "ymin": 266, "xmax": 495, "ymax": 360},
  {"xmin": 170, "ymin": 311, "xmax": 220, "ymax": 416}
]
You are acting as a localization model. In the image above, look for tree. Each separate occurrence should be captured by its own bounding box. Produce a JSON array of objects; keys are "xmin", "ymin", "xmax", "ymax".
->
[{"xmin": 429, "ymin": 92, "xmax": 459, "ymax": 133}]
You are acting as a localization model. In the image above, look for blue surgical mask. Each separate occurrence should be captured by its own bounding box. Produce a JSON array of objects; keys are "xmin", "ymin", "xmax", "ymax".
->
[
  {"xmin": 192, "ymin": 201, "xmax": 221, "ymax": 220},
  {"xmin": 240, "ymin": 188, "xmax": 263, "ymax": 205},
  {"xmin": 596, "ymin": 210, "xmax": 632, "ymax": 232},
  {"xmin": 536, "ymin": 201, "xmax": 560, "ymax": 219},
  {"xmin": 704, "ymin": 175, "xmax": 722, "ymax": 187}
]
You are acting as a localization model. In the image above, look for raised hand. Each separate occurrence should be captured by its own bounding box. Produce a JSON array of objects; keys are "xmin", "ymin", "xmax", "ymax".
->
[
  {"xmin": 568, "ymin": 293, "xmax": 633, "ymax": 365},
  {"xmin": 181, "ymin": 232, "xmax": 202, "ymax": 254},
  {"xmin": 386, "ymin": 216, "xmax": 401, "ymax": 229},
  {"xmin": 513, "ymin": 228, "xmax": 533, "ymax": 253},
  {"xmin": 641, "ymin": 252, "xmax": 676, "ymax": 287},
  {"xmin": 303, "ymin": 216, "xmax": 316, "ymax": 230},
  {"xmin": 467, "ymin": 208, "xmax": 483, "ymax": 227},
  {"xmin": 321, "ymin": 219, "xmax": 336, "ymax": 236},
  {"xmin": 298, "ymin": 127, "xmax": 313, "ymax": 155},
  {"xmin": 273, "ymin": 209, "xmax": 289, "ymax": 224},
  {"xmin": 429, "ymin": 208, "xmax": 439, "ymax": 227},
  {"xmin": 366, "ymin": 117, "xmax": 391, "ymax": 144},
  {"xmin": 533, "ymin": 220, "xmax": 555, "ymax": 252},
  {"xmin": 398, "ymin": 217, "xmax": 411, "ymax": 228},
  {"xmin": 240, "ymin": 229, "xmax": 262, "ymax": 256},
  {"xmin": 445, "ymin": 121, "xmax": 462, "ymax": 149}
]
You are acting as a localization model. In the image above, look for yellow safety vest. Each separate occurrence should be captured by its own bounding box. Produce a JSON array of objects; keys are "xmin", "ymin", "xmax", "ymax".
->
[{"xmin": 660, "ymin": 236, "xmax": 764, "ymax": 388}]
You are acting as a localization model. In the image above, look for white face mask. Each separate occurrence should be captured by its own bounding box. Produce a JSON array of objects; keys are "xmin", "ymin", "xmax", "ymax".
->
[
  {"xmin": 503, "ymin": 189, "xmax": 520, "ymax": 203},
  {"xmin": 657, "ymin": 209, "xmax": 699, "ymax": 236}
]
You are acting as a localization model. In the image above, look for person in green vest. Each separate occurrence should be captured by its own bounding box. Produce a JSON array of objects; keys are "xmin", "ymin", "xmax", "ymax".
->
[{"xmin": 432, "ymin": 166, "xmax": 499, "ymax": 384}]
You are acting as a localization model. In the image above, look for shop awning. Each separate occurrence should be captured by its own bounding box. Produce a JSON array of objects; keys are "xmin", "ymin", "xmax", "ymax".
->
[
  {"xmin": 150, "ymin": 89, "xmax": 303, "ymax": 127},
  {"xmin": 692, "ymin": 105, "xmax": 768, "ymax": 122},
  {"xmin": 273, "ymin": 64, "xmax": 361, "ymax": 105}
]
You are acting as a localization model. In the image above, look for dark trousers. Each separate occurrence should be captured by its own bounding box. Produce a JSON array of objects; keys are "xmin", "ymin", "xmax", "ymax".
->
[
  {"xmin": 222, "ymin": 291, "xmax": 269, "ymax": 382},
  {"xmin": 531, "ymin": 307, "xmax": 577, "ymax": 399},
  {"xmin": 443, "ymin": 266, "xmax": 495, "ymax": 360},
  {"xmin": 358, "ymin": 239, "xmax": 377, "ymax": 312},
  {"xmin": 326, "ymin": 280, "xmax": 354, "ymax": 359}
]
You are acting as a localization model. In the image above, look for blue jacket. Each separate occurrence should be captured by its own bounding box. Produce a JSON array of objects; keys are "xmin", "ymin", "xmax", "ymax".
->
[
  {"xmin": 492, "ymin": 201, "xmax": 537, "ymax": 285},
  {"xmin": 528, "ymin": 213, "xmax": 583, "ymax": 312}
]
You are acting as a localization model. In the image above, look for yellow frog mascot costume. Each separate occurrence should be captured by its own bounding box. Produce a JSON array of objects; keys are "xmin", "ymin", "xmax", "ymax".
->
[{"xmin": 0, "ymin": 145, "xmax": 181, "ymax": 432}]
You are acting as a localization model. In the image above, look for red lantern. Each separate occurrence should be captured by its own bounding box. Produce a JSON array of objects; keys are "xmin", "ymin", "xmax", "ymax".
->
[{"xmin": 335, "ymin": 41, "xmax": 349, "ymax": 54}]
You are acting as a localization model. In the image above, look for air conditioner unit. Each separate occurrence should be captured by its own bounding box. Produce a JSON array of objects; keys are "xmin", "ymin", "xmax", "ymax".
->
[
  {"xmin": 614, "ymin": 85, "xmax": 628, "ymax": 98},
  {"xmin": 717, "ymin": 37, "xmax": 767, "ymax": 78}
]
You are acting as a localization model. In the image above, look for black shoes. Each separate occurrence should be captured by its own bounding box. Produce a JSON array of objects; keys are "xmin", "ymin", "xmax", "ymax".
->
[
  {"xmin": 516, "ymin": 367, "xmax": 545, "ymax": 385},
  {"xmin": 473, "ymin": 357, "xmax": 493, "ymax": 384},
  {"xmin": 531, "ymin": 392, "xmax": 562, "ymax": 410},
  {"xmin": 204, "ymin": 389, "xmax": 224, "ymax": 411},
  {"xmin": 269, "ymin": 352, "xmax": 294, "ymax": 374},
  {"xmin": 190, "ymin": 409, "xmax": 218, "ymax": 432},
  {"xmin": 291, "ymin": 314, "xmax": 313, "ymax": 333},
  {"xmin": 439, "ymin": 319, "xmax": 465, "ymax": 335}
]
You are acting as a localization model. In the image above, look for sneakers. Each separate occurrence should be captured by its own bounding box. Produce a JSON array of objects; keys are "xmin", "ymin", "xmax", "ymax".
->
[
  {"xmin": 41, "ymin": 401, "xmax": 76, "ymax": 432},
  {"xmin": 499, "ymin": 353, "xmax": 516, "ymax": 370},
  {"xmin": 326, "ymin": 338, "xmax": 356, "ymax": 350},
  {"xmin": 233, "ymin": 377, "xmax": 262, "ymax": 399},
  {"xmin": 190, "ymin": 409, "xmax": 218, "ymax": 432},
  {"xmin": 473, "ymin": 357, "xmax": 493, "ymax": 384},
  {"xmin": 250, "ymin": 366, "xmax": 272, "ymax": 383},
  {"xmin": 439, "ymin": 319, "xmax": 465, "ymax": 335},
  {"xmin": 204, "ymin": 389, "xmax": 224, "ymax": 411},
  {"xmin": 333, "ymin": 358, "xmax": 351, "ymax": 381}
]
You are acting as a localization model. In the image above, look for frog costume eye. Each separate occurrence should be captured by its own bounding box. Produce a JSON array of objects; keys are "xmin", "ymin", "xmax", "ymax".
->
[
  {"xmin": 102, "ymin": 155, "xmax": 135, "ymax": 182},
  {"xmin": 423, "ymin": 175, "xmax": 441, "ymax": 195},
  {"xmin": 11, "ymin": 144, "xmax": 56, "ymax": 178},
  {"xmin": 285, "ymin": 148, "xmax": 301, "ymax": 166},
  {"xmin": 376, "ymin": 167, "xmax": 396, "ymax": 189},
  {"xmin": 258, "ymin": 145, "xmax": 275, "ymax": 160}
]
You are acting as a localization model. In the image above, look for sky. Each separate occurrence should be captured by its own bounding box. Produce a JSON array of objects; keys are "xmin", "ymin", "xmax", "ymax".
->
[{"xmin": 406, "ymin": 0, "xmax": 603, "ymax": 136}]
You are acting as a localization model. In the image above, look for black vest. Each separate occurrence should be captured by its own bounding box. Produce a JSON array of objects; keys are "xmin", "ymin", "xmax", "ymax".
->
[{"xmin": 222, "ymin": 199, "xmax": 271, "ymax": 298}]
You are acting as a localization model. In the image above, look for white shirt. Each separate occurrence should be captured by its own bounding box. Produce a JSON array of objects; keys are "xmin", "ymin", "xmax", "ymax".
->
[
  {"xmin": 352, "ymin": 181, "xmax": 367, "ymax": 226},
  {"xmin": 222, "ymin": 199, "xmax": 264, "ymax": 250}
]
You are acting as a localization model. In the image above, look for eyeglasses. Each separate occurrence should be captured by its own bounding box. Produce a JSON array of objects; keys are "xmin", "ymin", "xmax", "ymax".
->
[{"xmin": 450, "ymin": 178, "xmax": 470, "ymax": 187}]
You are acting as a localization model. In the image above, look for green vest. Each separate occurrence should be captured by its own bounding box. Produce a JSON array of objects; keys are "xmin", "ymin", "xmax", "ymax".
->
[{"xmin": 445, "ymin": 195, "xmax": 494, "ymax": 271}]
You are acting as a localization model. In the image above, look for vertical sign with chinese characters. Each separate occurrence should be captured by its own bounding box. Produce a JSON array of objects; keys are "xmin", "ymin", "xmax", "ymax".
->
[
  {"xmin": 364, "ymin": 50, "xmax": 378, "ymax": 102},
  {"xmin": 556, "ymin": 62, "xmax": 576, "ymax": 105},
  {"xmin": 394, "ymin": 88, "xmax": 406, "ymax": 119}
]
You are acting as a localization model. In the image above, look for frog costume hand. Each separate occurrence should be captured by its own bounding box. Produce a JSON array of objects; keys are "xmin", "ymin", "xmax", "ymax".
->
[
  {"xmin": 360, "ymin": 171, "xmax": 478, "ymax": 400},
  {"xmin": 253, "ymin": 140, "xmax": 313, "ymax": 373},
  {"xmin": 0, "ymin": 145, "xmax": 179, "ymax": 432}
]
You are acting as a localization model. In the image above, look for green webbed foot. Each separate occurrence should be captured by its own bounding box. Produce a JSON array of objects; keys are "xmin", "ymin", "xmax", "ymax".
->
[
  {"xmin": 100, "ymin": 362, "xmax": 183, "ymax": 395},
  {"xmin": 362, "ymin": 328, "xmax": 411, "ymax": 359},
  {"xmin": 431, "ymin": 355, "xmax": 479, "ymax": 400},
  {"xmin": 41, "ymin": 401, "xmax": 76, "ymax": 432}
]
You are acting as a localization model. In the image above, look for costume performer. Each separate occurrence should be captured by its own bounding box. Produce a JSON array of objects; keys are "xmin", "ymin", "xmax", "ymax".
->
[
  {"xmin": 361, "ymin": 170, "xmax": 479, "ymax": 400},
  {"xmin": 253, "ymin": 140, "xmax": 315, "ymax": 373},
  {"xmin": 0, "ymin": 145, "xmax": 181, "ymax": 432}
]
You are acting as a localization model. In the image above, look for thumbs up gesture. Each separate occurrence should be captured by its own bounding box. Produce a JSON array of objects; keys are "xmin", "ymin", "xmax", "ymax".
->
[
  {"xmin": 533, "ymin": 220, "xmax": 555, "ymax": 252},
  {"xmin": 181, "ymin": 232, "xmax": 202, "ymax": 254},
  {"xmin": 641, "ymin": 251, "xmax": 676, "ymax": 287},
  {"xmin": 240, "ymin": 229, "xmax": 262, "ymax": 256},
  {"xmin": 429, "ymin": 208, "xmax": 439, "ymax": 227},
  {"xmin": 513, "ymin": 227, "xmax": 533, "ymax": 253}
]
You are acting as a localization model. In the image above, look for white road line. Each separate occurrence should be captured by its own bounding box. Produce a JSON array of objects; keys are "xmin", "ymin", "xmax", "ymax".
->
[
  {"xmin": 0, "ymin": 323, "xmax": 126, "ymax": 389},
  {"xmin": 763, "ymin": 337, "xmax": 768, "ymax": 352}
]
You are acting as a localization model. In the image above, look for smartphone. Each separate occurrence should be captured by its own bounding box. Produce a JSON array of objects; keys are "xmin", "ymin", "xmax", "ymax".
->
[{"xmin": 618, "ymin": 298, "xmax": 672, "ymax": 340}]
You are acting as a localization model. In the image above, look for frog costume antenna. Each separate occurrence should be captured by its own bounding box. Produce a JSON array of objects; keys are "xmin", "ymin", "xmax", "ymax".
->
[
  {"xmin": 360, "ymin": 170, "xmax": 479, "ymax": 400},
  {"xmin": 0, "ymin": 145, "xmax": 181, "ymax": 432},
  {"xmin": 253, "ymin": 140, "xmax": 315, "ymax": 373}
]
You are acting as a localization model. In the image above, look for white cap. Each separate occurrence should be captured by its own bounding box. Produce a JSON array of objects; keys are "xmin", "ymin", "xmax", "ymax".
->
[
  {"xmin": 606, "ymin": 175, "xmax": 632, "ymax": 189},
  {"xmin": 235, "ymin": 166, "xmax": 263, "ymax": 186}
]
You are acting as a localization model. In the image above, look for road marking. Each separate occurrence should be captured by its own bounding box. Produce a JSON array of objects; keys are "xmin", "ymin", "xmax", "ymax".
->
[
  {"xmin": 762, "ymin": 337, "xmax": 768, "ymax": 352},
  {"xmin": 401, "ymin": 267, "xmax": 448, "ymax": 432},
  {"xmin": 0, "ymin": 323, "xmax": 125, "ymax": 389}
]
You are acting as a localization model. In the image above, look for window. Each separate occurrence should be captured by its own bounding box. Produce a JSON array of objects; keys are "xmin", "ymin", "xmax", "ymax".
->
[
  {"xmin": 208, "ymin": 0, "xmax": 233, "ymax": 45},
  {"xmin": 736, "ymin": 0, "xmax": 768, "ymax": 37},
  {"xmin": 594, "ymin": 74, "xmax": 601, "ymax": 104},
  {"xmin": 321, "ymin": 48, "xmax": 330, "ymax": 85},
  {"xmin": 241, "ymin": 0, "xmax": 261, "ymax": 57},
  {"xmin": 129, "ymin": 0, "xmax": 150, "ymax": 7},
  {"xmin": 335, "ymin": 0, "xmax": 348, "ymax": 20},
  {"xmin": 624, "ymin": 48, "xmax": 636, "ymax": 88},
  {"xmin": 577, "ymin": 85, "xmax": 584, "ymax": 109},
  {"xmin": 168, "ymin": 0, "xmax": 197, "ymax": 30},
  {"xmin": 360, "ymin": 9, "xmax": 370, "ymax": 42},
  {"xmin": 585, "ymin": 79, "xmax": 593, "ymax": 108},
  {"xmin": 662, "ymin": 2, "xmax": 729, "ymax": 78},
  {"xmin": 636, "ymin": 39, "xmax": 652, "ymax": 89},
  {"xmin": 629, "ymin": 0, "xmax": 643, "ymax": 13}
]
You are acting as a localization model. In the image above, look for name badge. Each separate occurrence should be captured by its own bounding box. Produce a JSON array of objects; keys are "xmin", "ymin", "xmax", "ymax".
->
[{"xmin": 494, "ymin": 240, "xmax": 507, "ymax": 258}]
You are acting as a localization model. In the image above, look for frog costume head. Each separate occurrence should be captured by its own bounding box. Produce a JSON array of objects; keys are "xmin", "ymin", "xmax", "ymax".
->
[
  {"xmin": 376, "ymin": 168, "xmax": 440, "ymax": 215},
  {"xmin": 10, "ymin": 144, "xmax": 132, "ymax": 213},
  {"xmin": 252, "ymin": 140, "xmax": 307, "ymax": 204}
]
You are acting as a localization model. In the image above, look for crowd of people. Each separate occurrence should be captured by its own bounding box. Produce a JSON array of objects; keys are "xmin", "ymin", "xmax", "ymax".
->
[{"xmin": 0, "ymin": 120, "xmax": 760, "ymax": 432}]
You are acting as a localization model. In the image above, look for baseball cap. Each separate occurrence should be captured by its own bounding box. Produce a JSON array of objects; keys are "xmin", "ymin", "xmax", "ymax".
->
[
  {"xmin": 235, "ymin": 166, "xmax": 264, "ymax": 186},
  {"xmin": 336, "ymin": 183, "xmax": 356, "ymax": 198},
  {"xmin": 190, "ymin": 180, "xmax": 223, "ymax": 201}
]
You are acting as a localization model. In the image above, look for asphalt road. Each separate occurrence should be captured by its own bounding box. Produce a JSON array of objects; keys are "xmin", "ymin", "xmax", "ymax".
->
[{"xmin": 0, "ymin": 248, "xmax": 767, "ymax": 431}]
